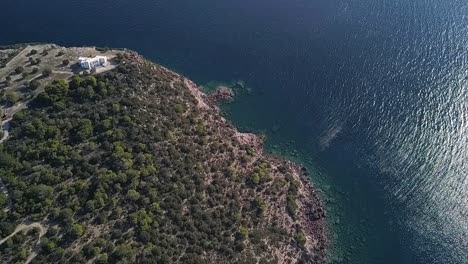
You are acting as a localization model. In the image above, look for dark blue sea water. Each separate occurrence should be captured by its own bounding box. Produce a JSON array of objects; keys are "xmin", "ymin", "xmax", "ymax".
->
[{"xmin": 1, "ymin": 0, "xmax": 466, "ymax": 263}]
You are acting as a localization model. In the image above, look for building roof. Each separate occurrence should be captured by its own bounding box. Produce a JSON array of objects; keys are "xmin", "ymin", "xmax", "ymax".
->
[{"xmin": 79, "ymin": 56, "xmax": 107, "ymax": 62}]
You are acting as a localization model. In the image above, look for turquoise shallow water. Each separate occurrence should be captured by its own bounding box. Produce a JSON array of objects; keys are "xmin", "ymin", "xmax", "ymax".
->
[
  {"xmin": 214, "ymin": 85, "xmax": 408, "ymax": 263},
  {"xmin": 1, "ymin": 0, "xmax": 467, "ymax": 263}
]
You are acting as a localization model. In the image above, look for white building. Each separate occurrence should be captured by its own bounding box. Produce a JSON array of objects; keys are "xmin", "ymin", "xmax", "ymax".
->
[{"xmin": 79, "ymin": 56, "xmax": 108, "ymax": 69}]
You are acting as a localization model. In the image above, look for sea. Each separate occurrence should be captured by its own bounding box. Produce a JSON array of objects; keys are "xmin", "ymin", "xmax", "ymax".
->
[{"xmin": 1, "ymin": 0, "xmax": 466, "ymax": 263}]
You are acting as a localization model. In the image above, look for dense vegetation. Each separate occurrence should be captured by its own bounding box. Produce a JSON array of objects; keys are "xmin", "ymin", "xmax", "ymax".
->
[{"xmin": 0, "ymin": 53, "xmax": 324, "ymax": 263}]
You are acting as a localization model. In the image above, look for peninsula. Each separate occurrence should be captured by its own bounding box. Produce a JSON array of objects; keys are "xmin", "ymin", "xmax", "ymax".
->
[{"xmin": 0, "ymin": 44, "xmax": 326, "ymax": 263}]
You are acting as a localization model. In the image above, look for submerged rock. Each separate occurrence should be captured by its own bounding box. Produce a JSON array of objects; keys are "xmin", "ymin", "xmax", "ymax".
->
[{"xmin": 210, "ymin": 86, "xmax": 234, "ymax": 103}]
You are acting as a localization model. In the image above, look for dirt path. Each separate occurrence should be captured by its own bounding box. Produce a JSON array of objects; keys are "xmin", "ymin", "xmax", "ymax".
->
[
  {"xmin": 2, "ymin": 45, "xmax": 30, "ymax": 70},
  {"xmin": 25, "ymin": 248, "xmax": 40, "ymax": 264},
  {"xmin": 0, "ymin": 222, "xmax": 48, "ymax": 264},
  {"xmin": 0, "ymin": 222, "xmax": 47, "ymax": 246},
  {"xmin": 0, "ymin": 177, "xmax": 12, "ymax": 212},
  {"xmin": 0, "ymin": 119, "xmax": 11, "ymax": 144},
  {"xmin": 1, "ymin": 102, "xmax": 27, "ymax": 144},
  {"xmin": 95, "ymin": 61, "xmax": 117, "ymax": 74}
]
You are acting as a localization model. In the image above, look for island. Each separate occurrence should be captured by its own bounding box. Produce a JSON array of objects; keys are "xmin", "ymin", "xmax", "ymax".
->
[{"xmin": 0, "ymin": 44, "xmax": 326, "ymax": 263}]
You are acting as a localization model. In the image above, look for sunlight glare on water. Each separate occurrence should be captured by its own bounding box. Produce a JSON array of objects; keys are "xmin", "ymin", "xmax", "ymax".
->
[{"xmin": 0, "ymin": 0, "xmax": 466, "ymax": 263}]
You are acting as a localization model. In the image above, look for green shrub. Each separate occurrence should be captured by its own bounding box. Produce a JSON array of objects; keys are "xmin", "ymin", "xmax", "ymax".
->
[
  {"xmin": 42, "ymin": 68, "xmax": 52, "ymax": 77},
  {"xmin": 14, "ymin": 66, "xmax": 24, "ymax": 74}
]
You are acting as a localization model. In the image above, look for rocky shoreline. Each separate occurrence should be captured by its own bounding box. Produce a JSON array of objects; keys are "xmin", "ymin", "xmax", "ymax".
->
[{"xmin": 144, "ymin": 51, "xmax": 328, "ymax": 262}]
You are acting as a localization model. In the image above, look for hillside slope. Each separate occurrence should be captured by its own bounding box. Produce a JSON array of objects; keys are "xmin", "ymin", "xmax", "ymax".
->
[{"xmin": 0, "ymin": 50, "xmax": 325, "ymax": 263}]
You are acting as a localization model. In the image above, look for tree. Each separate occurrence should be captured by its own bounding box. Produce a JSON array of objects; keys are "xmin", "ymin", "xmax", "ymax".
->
[
  {"xmin": 85, "ymin": 200, "xmax": 95, "ymax": 212},
  {"xmin": 111, "ymin": 243, "xmax": 136, "ymax": 262},
  {"xmin": 62, "ymin": 59, "xmax": 70, "ymax": 66},
  {"xmin": 26, "ymin": 184, "xmax": 54, "ymax": 202},
  {"xmin": 83, "ymin": 243, "xmax": 100, "ymax": 258},
  {"xmin": 5, "ymin": 92, "xmax": 19, "ymax": 106},
  {"xmin": 77, "ymin": 85, "xmax": 95, "ymax": 99},
  {"xmin": 70, "ymin": 223, "xmax": 85, "ymax": 238},
  {"xmin": 116, "ymin": 52, "xmax": 124, "ymax": 62},
  {"xmin": 58, "ymin": 208, "xmax": 74, "ymax": 224},
  {"xmin": 47, "ymin": 80, "xmax": 69, "ymax": 96},
  {"xmin": 254, "ymin": 196, "xmax": 266, "ymax": 215},
  {"xmin": 42, "ymin": 68, "xmax": 52, "ymax": 77},
  {"xmin": 0, "ymin": 193, "xmax": 8, "ymax": 208},
  {"xmin": 286, "ymin": 195, "xmax": 298, "ymax": 218},
  {"xmin": 86, "ymin": 76, "xmax": 97, "ymax": 87},
  {"xmin": 29, "ymin": 80, "xmax": 41, "ymax": 90},
  {"xmin": 49, "ymin": 248, "xmax": 65, "ymax": 262},
  {"xmin": 0, "ymin": 148, "xmax": 17, "ymax": 168},
  {"xmin": 15, "ymin": 66, "xmax": 24, "ymax": 74},
  {"xmin": 52, "ymin": 100, "xmax": 66, "ymax": 111},
  {"xmin": 236, "ymin": 227, "xmax": 248, "ymax": 241},
  {"xmin": 31, "ymin": 67, "xmax": 39, "ymax": 74},
  {"xmin": 74, "ymin": 119, "xmax": 93, "ymax": 141},
  {"xmin": 112, "ymin": 103, "xmax": 120, "ymax": 112},
  {"xmin": 97, "ymin": 253, "xmax": 108, "ymax": 264},
  {"xmin": 40, "ymin": 238, "xmax": 56, "ymax": 253},
  {"xmin": 127, "ymin": 189, "xmax": 140, "ymax": 202},
  {"xmin": 175, "ymin": 104, "xmax": 185, "ymax": 114},
  {"xmin": 295, "ymin": 231, "xmax": 306, "ymax": 246},
  {"xmin": 0, "ymin": 222, "xmax": 14, "ymax": 237},
  {"xmin": 70, "ymin": 76, "xmax": 83, "ymax": 89}
]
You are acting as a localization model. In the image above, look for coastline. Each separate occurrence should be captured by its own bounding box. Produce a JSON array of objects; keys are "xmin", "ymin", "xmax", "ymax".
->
[
  {"xmin": 145, "ymin": 51, "xmax": 328, "ymax": 261},
  {"xmin": 1, "ymin": 0, "xmax": 465, "ymax": 262}
]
